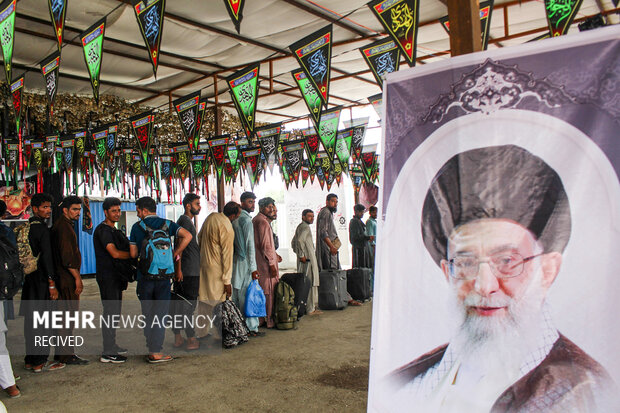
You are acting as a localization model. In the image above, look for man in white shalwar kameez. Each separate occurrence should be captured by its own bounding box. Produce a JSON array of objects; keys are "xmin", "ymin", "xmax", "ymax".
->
[{"xmin": 291, "ymin": 209, "xmax": 321, "ymax": 315}]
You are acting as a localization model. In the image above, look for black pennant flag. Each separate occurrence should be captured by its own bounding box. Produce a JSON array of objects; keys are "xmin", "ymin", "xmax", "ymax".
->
[
  {"xmin": 105, "ymin": 123, "xmax": 118, "ymax": 165},
  {"xmin": 80, "ymin": 17, "xmax": 106, "ymax": 104},
  {"xmin": 282, "ymin": 139, "xmax": 305, "ymax": 187},
  {"xmin": 47, "ymin": 0, "xmax": 67, "ymax": 53},
  {"xmin": 544, "ymin": 0, "xmax": 583, "ymax": 37},
  {"xmin": 289, "ymin": 25, "xmax": 332, "ymax": 108},
  {"xmin": 173, "ymin": 91, "xmax": 201, "ymax": 152},
  {"xmin": 439, "ymin": 0, "xmax": 494, "ymax": 50},
  {"xmin": 359, "ymin": 38, "xmax": 400, "ymax": 88},
  {"xmin": 222, "ymin": 0, "xmax": 245, "ymax": 34},
  {"xmin": 131, "ymin": 0, "xmax": 166, "ymax": 78},
  {"xmin": 194, "ymin": 99, "xmax": 207, "ymax": 151},
  {"xmin": 367, "ymin": 0, "xmax": 419, "ymax": 67},
  {"xmin": 40, "ymin": 51, "xmax": 60, "ymax": 116},
  {"xmin": 255, "ymin": 123, "xmax": 281, "ymax": 174},
  {"xmin": 227, "ymin": 63, "xmax": 260, "ymax": 139}
]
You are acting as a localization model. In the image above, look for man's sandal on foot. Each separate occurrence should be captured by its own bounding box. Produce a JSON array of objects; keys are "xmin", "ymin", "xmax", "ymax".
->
[
  {"xmin": 5, "ymin": 385, "xmax": 20, "ymax": 398},
  {"xmin": 148, "ymin": 354, "xmax": 173, "ymax": 364}
]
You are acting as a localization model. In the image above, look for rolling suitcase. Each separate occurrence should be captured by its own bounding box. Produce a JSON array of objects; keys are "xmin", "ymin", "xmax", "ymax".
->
[
  {"xmin": 281, "ymin": 273, "xmax": 311, "ymax": 318},
  {"xmin": 347, "ymin": 268, "xmax": 372, "ymax": 302},
  {"xmin": 319, "ymin": 269, "xmax": 348, "ymax": 310}
]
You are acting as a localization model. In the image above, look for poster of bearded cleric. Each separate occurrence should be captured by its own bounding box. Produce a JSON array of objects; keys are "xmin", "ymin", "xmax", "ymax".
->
[{"xmin": 368, "ymin": 26, "xmax": 620, "ymax": 413}]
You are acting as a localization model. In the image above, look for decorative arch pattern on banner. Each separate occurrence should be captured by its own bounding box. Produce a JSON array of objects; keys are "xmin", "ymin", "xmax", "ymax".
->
[
  {"xmin": 130, "ymin": 110, "xmax": 154, "ymax": 168},
  {"xmin": 0, "ymin": 0, "xmax": 16, "ymax": 85},
  {"xmin": 289, "ymin": 25, "xmax": 332, "ymax": 108},
  {"xmin": 255, "ymin": 123, "xmax": 281, "ymax": 174},
  {"xmin": 222, "ymin": 0, "xmax": 245, "ymax": 34},
  {"xmin": 544, "ymin": 0, "xmax": 583, "ymax": 37},
  {"xmin": 367, "ymin": 0, "xmax": 419, "ymax": 67},
  {"xmin": 207, "ymin": 135, "xmax": 230, "ymax": 181},
  {"xmin": 80, "ymin": 17, "xmax": 106, "ymax": 104},
  {"xmin": 359, "ymin": 37, "xmax": 401, "ymax": 88},
  {"xmin": 173, "ymin": 90, "xmax": 200, "ymax": 152},
  {"xmin": 132, "ymin": 0, "xmax": 165, "ymax": 78},
  {"xmin": 439, "ymin": 0, "xmax": 494, "ymax": 50},
  {"xmin": 317, "ymin": 106, "xmax": 341, "ymax": 163},
  {"xmin": 47, "ymin": 0, "xmax": 67, "ymax": 53},
  {"xmin": 40, "ymin": 51, "xmax": 60, "ymax": 116},
  {"xmin": 292, "ymin": 68, "xmax": 323, "ymax": 127},
  {"xmin": 227, "ymin": 63, "xmax": 260, "ymax": 139}
]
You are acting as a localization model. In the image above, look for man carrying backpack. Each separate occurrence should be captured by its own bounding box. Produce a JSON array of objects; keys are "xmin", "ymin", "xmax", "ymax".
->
[
  {"xmin": 129, "ymin": 197, "xmax": 192, "ymax": 364},
  {"xmin": 19, "ymin": 193, "xmax": 66, "ymax": 373}
]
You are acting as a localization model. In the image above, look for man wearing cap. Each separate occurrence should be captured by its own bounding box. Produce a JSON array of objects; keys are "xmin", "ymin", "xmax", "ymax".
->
[{"xmin": 388, "ymin": 145, "xmax": 616, "ymax": 412}]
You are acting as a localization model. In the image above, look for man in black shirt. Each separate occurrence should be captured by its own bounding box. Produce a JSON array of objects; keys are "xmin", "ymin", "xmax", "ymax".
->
[
  {"xmin": 19, "ymin": 193, "xmax": 65, "ymax": 372},
  {"xmin": 171, "ymin": 193, "xmax": 201, "ymax": 351},
  {"xmin": 93, "ymin": 197, "xmax": 131, "ymax": 363}
]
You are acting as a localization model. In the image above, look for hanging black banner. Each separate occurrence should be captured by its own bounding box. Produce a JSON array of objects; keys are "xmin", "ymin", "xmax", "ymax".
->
[
  {"xmin": 131, "ymin": 0, "xmax": 166, "ymax": 77},
  {"xmin": 222, "ymin": 0, "xmax": 245, "ymax": 34},
  {"xmin": 255, "ymin": 123, "xmax": 281, "ymax": 174},
  {"xmin": 40, "ymin": 51, "xmax": 60, "ymax": 116},
  {"xmin": 359, "ymin": 37, "xmax": 401, "ymax": 88},
  {"xmin": 106, "ymin": 123, "xmax": 118, "ymax": 165},
  {"xmin": 439, "ymin": 0, "xmax": 494, "ymax": 50},
  {"xmin": 367, "ymin": 0, "xmax": 419, "ymax": 67},
  {"xmin": 282, "ymin": 139, "xmax": 305, "ymax": 187},
  {"xmin": 289, "ymin": 25, "xmax": 332, "ymax": 108},
  {"xmin": 173, "ymin": 90, "xmax": 201, "ymax": 152},
  {"xmin": 47, "ymin": 0, "xmax": 67, "ymax": 53}
]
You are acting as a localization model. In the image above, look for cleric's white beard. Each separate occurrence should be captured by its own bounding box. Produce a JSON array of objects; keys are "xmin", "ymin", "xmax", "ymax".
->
[{"xmin": 448, "ymin": 270, "xmax": 547, "ymax": 374}]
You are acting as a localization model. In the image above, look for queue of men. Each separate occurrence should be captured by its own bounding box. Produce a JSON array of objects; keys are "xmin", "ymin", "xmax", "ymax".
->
[{"xmin": 0, "ymin": 190, "xmax": 377, "ymax": 398}]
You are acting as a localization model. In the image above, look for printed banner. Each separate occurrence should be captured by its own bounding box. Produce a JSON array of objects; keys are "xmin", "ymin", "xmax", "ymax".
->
[
  {"xmin": 368, "ymin": 93, "xmax": 382, "ymax": 120},
  {"xmin": 195, "ymin": 99, "xmax": 207, "ymax": 150},
  {"xmin": 317, "ymin": 106, "xmax": 341, "ymax": 162},
  {"xmin": 335, "ymin": 127, "xmax": 353, "ymax": 171},
  {"xmin": 191, "ymin": 153, "xmax": 206, "ymax": 178},
  {"xmin": 367, "ymin": 0, "xmax": 419, "ymax": 66},
  {"xmin": 439, "ymin": 0, "xmax": 494, "ymax": 50},
  {"xmin": 173, "ymin": 90, "xmax": 201, "ymax": 152},
  {"xmin": 80, "ymin": 17, "xmax": 106, "ymax": 103},
  {"xmin": 39, "ymin": 51, "xmax": 60, "ymax": 115},
  {"xmin": 360, "ymin": 145, "xmax": 376, "ymax": 183},
  {"xmin": 130, "ymin": 111, "xmax": 154, "ymax": 167},
  {"xmin": 344, "ymin": 117, "xmax": 369, "ymax": 162},
  {"xmin": 0, "ymin": 0, "xmax": 15, "ymax": 85},
  {"xmin": 359, "ymin": 37, "xmax": 401, "ymax": 88},
  {"xmin": 301, "ymin": 126, "xmax": 320, "ymax": 166},
  {"xmin": 170, "ymin": 142, "xmax": 190, "ymax": 180},
  {"xmin": 30, "ymin": 139, "xmax": 45, "ymax": 171},
  {"xmin": 10, "ymin": 75, "xmax": 23, "ymax": 129},
  {"xmin": 106, "ymin": 123, "xmax": 118, "ymax": 165},
  {"xmin": 282, "ymin": 139, "xmax": 305, "ymax": 186},
  {"xmin": 45, "ymin": 134, "xmax": 57, "ymax": 168},
  {"xmin": 60, "ymin": 137, "xmax": 74, "ymax": 172},
  {"xmin": 301, "ymin": 160, "xmax": 310, "ymax": 188},
  {"xmin": 255, "ymin": 123, "xmax": 281, "ymax": 174},
  {"xmin": 292, "ymin": 68, "xmax": 323, "ymax": 127},
  {"xmin": 545, "ymin": 0, "xmax": 583, "ymax": 37},
  {"xmin": 241, "ymin": 146, "xmax": 261, "ymax": 188},
  {"xmin": 207, "ymin": 135, "xmax": 230, "ymax": 181},
  {"xmin": 131, "ymin": 0, "xmax": 166, "ymax": 77},
  {"xmin": 222, "ymin": 0, "xmax": 245, "ymax": 34},
  {"xmin": 289, "ymin": 25, "xmax": 332, "ymax": 108},
  {"xmin": 370, "ymin": 26, "xmax": 620, "ymax": 412},
  {"xmin": 47, "ymin": 0, "xmax": 67, "ymax": 52},
  {"xmin": 226, "ymin": 143, "xmax": 240, "ymax": 172},
  {"xmin": 227, "ymin": 63, "xmax": 260, "ymax": 139},
  {"xmin": 92, "ymin": 125, "xmax": 108, "ymax": 166}
]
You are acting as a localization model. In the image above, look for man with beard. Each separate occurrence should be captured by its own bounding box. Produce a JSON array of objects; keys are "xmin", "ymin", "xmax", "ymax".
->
[
  {"xmin": 291, "ymin": 209, "xmax": 321, "ymax": 315},
  {"xmin": 387, "ymin": 145, "xmax": 616, "ymax": 412}
]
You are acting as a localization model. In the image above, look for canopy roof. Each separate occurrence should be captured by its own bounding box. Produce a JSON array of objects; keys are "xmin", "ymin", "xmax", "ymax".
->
[{"xmin": 13, "ymin": 0, "xmax": 619, "ymax": 124}]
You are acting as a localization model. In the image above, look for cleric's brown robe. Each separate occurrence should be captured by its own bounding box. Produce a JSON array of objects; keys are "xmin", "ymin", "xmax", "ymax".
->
[{"xmin": 388, "ymin": 334, "xmax": 617, "ymax": 412}]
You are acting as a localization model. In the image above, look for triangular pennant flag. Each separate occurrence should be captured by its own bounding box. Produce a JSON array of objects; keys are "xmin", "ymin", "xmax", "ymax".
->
[
  {"xmin": 47, "ymin": 0, "xmax": 67, "ymax": 53},
  {"xmin": 544, "ymin": 0, "xmax": 583, "ymax": 37},
  {"xmin": 301, "ymin": 160, "xmax": 310, "ymax": 188},
  {"xmin": 439, "ymin": 0, "xmax": 494, "ymax": 50},
  {"xmin": 301, "ymin": 126, "xmax": 320, "ymax": 166},
  {"xmin": 130, "ymin": 111, "xmax": 154, "ymax": 167},
  {"xmin": 224, "ymin": 158, "xmax": 233, "ymax": 184},
  {"xmin": 372, "ymin": 154, "xmax": 380, "ymax": 183},
  {"xmin": 80, "ymin": 17, "xmax": 106, "ymax": 103},
  {"xmin": 335, "ymin": 127, "xmax": 353, "ymax": 171},
  {"xmin": 351, "ymin": 166, "xmax": 364, "ymax": 197},
  {"xmin": 316, "ymin": 162, "xmax": 325, "ymax": 190},
  {"xmin": 31, "ymin": 139, "xmax": 45, "ymax": 171},
  {"xmin": 170, "ymin": 142, "xmax": 190, "ymax": 182},
  {"xmin": 0, "ymin": 0, "xmax": 16, "ymax": 85},
  {"xmin": 317, "ymin": 151, "xmax": 331, "ymax": 184},
  {"xmin": 60, "ymin": 136, "xmax": 74, "ymax": 173},
  {"xmin": 367, "ymin": 0, "xmax": 419, "ymax": 67},
  {"xmin": 282, "ymin": 139, "xmax": 305, "ymax": 186},
  {"xmin": 207, "ymin": 135, "xmax": 230, "ymax": 181},
  {"xmin": 227, "ymin": 144, "xmax": 240, "ymax": 171},
  {"xmin": 131, "ymin": 0, "xmax": 165, "ymax": 77},
  {"xmin": 227, "ymin": 63, "xmax": 260, "ymax": 139},
  {"xmin": 359, "ymin": 37, "xmax": 401, "ymax": 88},
  {"xmin": 292, "ymin": 68, "xmax": 323, "ymax": 128},
  {"xmin": 194, "ymin": 99, "xmax": 207, "ymax": 150},
  {"xmin": 361, "ymin": 146, "xmax": 377, "ymax": 183},
  {"xmin": 40, "ymin": 51, "xmax": 60, "ymax": 116},
  {"xmin": 191, "ymin": 153, "xmax": 206, "ymax": 178},
  {"xmin": 344, "ymin": 118, "xmax": 369, "ymax": 162},
  {"xmin": 74, "ymin": 130, "xmax": 86, "ymax": 163},
  {"xmin": 10, "ymin": 76, "xmax": 23, "ymax": 131},
  {"xmin": 160, "ymin": 155, "xmax": 173, "ymax": 180},
  {"xmin": 45, "ymin": 134, "xmax": 58, "ymax": 169},
  {"xmin": 173, "ymin": 91, "xmax": 201, "ymax": 152},
  {"xmin": 333, "ymin": 161, "xmax": 343, "ymax": 186},
  {"xmin": 317, "ymin": 107, "xmax": 341, "ymax": 162},
  {"xmin": 289, "ymin": 25, "xmax": 332, "ymax": 108},
  {"xmin": 368, "ymin": 94, "xmax": 382, "ymax": 120},
  {"xmin": 255, "ymin": 123, "xmax": 281, "ymax": 174},
  {"xmin": 222, "ymin": 0, "xmax": 245, "ymax": 34},
  {"xmin": 241, "ymin": 146, "xmax": 261, "ymax": 189},
  {"xmin": 106, "ymin": 123, "xmax": 118, "ymax": 165},
  {"xmin": 92, "ymin": 125, "xmax": 108, "ymax": 167},
  {"xmin": 527, "ymin": 32, "xmax": 551, "ymax": 43}
]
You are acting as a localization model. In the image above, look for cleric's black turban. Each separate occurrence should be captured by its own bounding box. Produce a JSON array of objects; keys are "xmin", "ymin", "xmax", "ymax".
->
[{"xmin": 421, "ymin": 145, "xmax": 571, "ymax": 265}]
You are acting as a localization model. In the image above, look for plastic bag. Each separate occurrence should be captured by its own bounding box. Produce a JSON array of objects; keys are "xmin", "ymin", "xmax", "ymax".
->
[{"xmin": 244, "ymin": 279, "xmax": 267, "ymax": 317}]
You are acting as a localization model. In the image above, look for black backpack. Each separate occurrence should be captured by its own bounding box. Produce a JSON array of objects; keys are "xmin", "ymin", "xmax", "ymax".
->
[
  {"xmin": 0, "ymin": 233, "xmax": 23, "ymax": 300},
  {"xmin": 110, "ymin": 227, "xmax": 137, "ymax": 283}
]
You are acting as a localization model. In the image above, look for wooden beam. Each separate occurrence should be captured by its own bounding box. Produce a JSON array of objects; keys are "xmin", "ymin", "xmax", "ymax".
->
[{"xmin": 447, "ymin": 0, "xmax": 482, "ymax": 56}]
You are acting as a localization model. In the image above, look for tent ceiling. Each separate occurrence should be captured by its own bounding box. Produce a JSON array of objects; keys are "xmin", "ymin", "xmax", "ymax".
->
[{"xmin": 12, "ymin": 0, "xmax": 619, "ymax": 124}]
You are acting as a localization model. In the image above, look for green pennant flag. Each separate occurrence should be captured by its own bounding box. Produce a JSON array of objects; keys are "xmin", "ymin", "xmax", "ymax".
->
[
  {"xmin": 227, "ymin": 144, "xmax": 240, "ymax": 170},
  {"xmin": 292, "ymin": 68, "xmax": 323, "ymax": 128},
  {"xmin": 0, "ymin": 0, "xmax": 16, "ymax": 85},
  {"xmin": 207, "ymin": 135, "xmax": 230, "ymax": 181},
  {"xmin": 317, "ymin": 107, "xmax": 341, "ymax": 163},
  {"xmin": 335, "ymin": 127, "xmax": 353, "ymax": 171},
  {"xmin": 544, "ymin": 0, "xmax": 583, "ymax": 37},
  {"xmin": 92, "ymin": 125, "xmax": 108, "ymax": 167},
  {"xmin": 227, "ymin": 63, "xmax": 260, "ymax": 139},
  {"xmin": 80, "ymin": 17, "xmax": 106, "ymax": 103}
]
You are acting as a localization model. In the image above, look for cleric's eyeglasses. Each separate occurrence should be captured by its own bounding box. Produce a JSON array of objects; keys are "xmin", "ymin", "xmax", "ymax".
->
[{"xmin": 448, "ymin": 252, "xmax": 544, "ymax": 280}]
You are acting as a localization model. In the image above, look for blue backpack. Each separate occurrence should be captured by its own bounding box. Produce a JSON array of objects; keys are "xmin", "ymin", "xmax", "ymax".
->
[{"xmin": 138, "ymin": 220, "xmax": 175, "ymax": 280}]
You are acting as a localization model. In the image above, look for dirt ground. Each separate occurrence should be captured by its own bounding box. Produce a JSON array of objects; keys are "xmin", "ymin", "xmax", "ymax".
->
[{"xmin": 3, "ymin": 277, "xmax": 371, "ymax": 413}]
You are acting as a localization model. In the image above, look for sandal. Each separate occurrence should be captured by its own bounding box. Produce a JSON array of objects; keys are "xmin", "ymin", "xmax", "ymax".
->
[
  {"xmin": 32, "ymin": 363, "xmax": 45, "ymax": 373},
  {"xmin": 45, "ymin": 361, "xmax": 66, "ymax": 371},
  {"xmin": 147, "ymin": 354, "xmax": 173, "ymax": 364},
  {"xmin": 5, "ymin": 384, "xmax": 20, "ymax": 398}
]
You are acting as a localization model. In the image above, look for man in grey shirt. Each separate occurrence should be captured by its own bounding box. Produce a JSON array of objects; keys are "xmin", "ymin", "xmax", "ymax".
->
[{"xmin": 171, "ymin": 193, "xmax": 201, "ymax": 351}]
